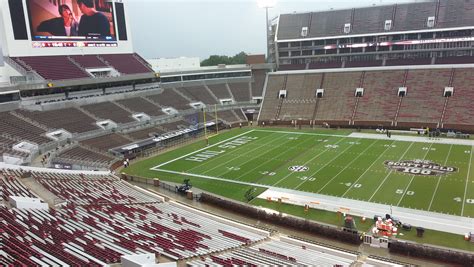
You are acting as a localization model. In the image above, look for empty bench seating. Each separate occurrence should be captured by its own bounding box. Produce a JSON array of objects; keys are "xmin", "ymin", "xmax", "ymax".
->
[
  {"xmin": 82, "ymin": 102, "xmax": 134, "ymax": 124},
  {"xmin": 16, "ymin": 108, "xmax": 98, "ymax": 134},
  {"xmin": 1, "ymin": 166, "xmax": 269, "ymax": 264},
  {"xmin": 216, "ymin": 110, "xmax": 246, "ymax": 124},
  {"xmin": 443, "ymin": 69, "xmax": 474, "ymax": 130},
  {"xmin": 56, "ymin": 146, "xmax": 115, "ymax": 166},
  {"xmin": 161, "ymin": 120, "xmax": 191, "ymax": 132},
  {"xmin": 354, "ymin": 70, "xmax": 405, "ymax": 125},
  {"xmin": 100, "ymin": 53, "xmax": 153, "ymax": 75},
  {"xmin": 116, "ymin": 97, "xmax": 165, "ymax": 117},
  {"xmin": 0, "ymin": 112, "xmax": 50, "ymax": 144},
  {"xmin": 188, "ymin": 237, "xmax": 358, "ymax": 266},
  {"xmin": 80, "ymin": 133, "xmax": 131, "ymax": 152},
  {"xmin": 127, "ymin": 127, "xmax": 165, "ymax": 140},
  {"xmin": 228, "ymin": 82, "xmax": 251, "ymax": 102},
  {"xmin": 251, "ymin": 70, "xmax": 266, "ymax": 97},
  {"xmin": 147, "ymin": 89, "xmax": 191, "ymax": 110},
  {"xmin": 207, "ymin": 84, "xmax": 232, "ymax": 99},
  {"xmin": 70, "ymin": 55, "xmax": 108, "ymax": 68},
  {"xmin": 314, "ymin": 72, "xmax": 362, "ymax": 124},
  {"xmin": 0, "ymin": 170, "xmax": 37, "ymax": 200},
  {"xmin": 178, "ymin": 86, "xmax": 218, "ymax": 104},
  {"xmin": 33, "ymin": 171, "xmax": 160, "ymax": 205},
  {"xmin": 397, "ymin": 69, "xmax": 451, "ymax": 126},
  {"xmin": 258, "ymin": 75, "xmax": 286, "ymax": 121},
  {"xmin": 12, "ymin": 56, "xmax": 90, "ymax": 81}
]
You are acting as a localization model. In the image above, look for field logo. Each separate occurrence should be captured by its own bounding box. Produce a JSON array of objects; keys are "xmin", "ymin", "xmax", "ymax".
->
[
  {"xmin": 289, "ymin": 166, "xmax": 309, "ymax": 172},
  {"xmin": 384, "ymin": 159, "xmax": 457, "ymax": 176}
]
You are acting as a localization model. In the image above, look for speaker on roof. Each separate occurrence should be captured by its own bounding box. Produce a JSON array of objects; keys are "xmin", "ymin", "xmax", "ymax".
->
[
  {"xmin": 115, "ymin": 2, "xmax": 128, "ymax": 41},
  {"xmin": 9, "ymin": 0, "xmax": 28, "ymax": 40}
]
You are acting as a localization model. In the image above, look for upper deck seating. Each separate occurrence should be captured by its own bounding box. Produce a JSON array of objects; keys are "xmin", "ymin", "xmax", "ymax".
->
[
  {"xmin": 100, "ymin": 53, "xmax": 153, "ymax": 75},
  {"xmin": 12, "ymin": 56, "xmax": 90, "ymax": 80},
  {"xmin": 70, "ymin": 55, "xmax": 108, "ymax": 68}
]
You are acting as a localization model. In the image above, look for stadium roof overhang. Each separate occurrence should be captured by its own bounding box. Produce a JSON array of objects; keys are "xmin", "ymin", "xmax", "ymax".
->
[
  {"xmin": 275, "ymin": 26, "xmax": 474, "ymax": 43},
  {"xmin": 16, "ymin": 72, "xmax": 158, "ymax": 92}
]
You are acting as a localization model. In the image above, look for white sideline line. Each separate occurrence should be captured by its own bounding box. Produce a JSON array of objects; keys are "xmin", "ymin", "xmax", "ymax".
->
[
  {"xmin": 256, "ymin": 188, "xmax": 474, "ymax": 235},
  {"xmin": 150, "ymin": 130, "xmax": 255, "ymax": 170},
  {"xmin": 349, "ymin": 132, "xmax": 474, "ymax": 146},
  {"xmin": 254, "ymin": 129, "xmax": 348, "ymax": 138},
  {"xmin": 428, "ymin": 144, "xmax": 453, "ymax": 211},
  {"xmin": 255, "ymin": 129, "xmax": 474, "ymax": 146},
  {"xmin": 368, "ymin": 142, "xmax": 415, "ymax": 202},
  {"xmin": 341, "ymin": 140, "xmax": 395, "ymax": 197},
  {"xmin": 461, "ymin": 146, "xmax": 473, "ymax": 216},
  {"xmin": 151, "ymin": 167, "xmax": 474, "ymax": 235}
]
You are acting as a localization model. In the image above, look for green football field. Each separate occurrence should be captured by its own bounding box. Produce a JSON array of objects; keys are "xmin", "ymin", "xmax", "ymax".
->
[{"xmin": 147, "ymin": 128, "xmax": 474, "ymax": 217}]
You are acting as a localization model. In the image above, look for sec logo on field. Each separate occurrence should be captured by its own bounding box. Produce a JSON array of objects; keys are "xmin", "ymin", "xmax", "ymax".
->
[{"xmin": 288, "ymin": 166, "xmax": 309, "ymax": 172}]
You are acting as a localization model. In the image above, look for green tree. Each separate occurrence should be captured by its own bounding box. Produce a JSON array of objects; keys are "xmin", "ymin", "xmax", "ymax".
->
[{"xmin": 201, "ymin": 52, "xmax": 248, "ymax": 66}]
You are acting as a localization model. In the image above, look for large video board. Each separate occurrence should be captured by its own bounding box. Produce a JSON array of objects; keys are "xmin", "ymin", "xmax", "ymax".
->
[{"xmin": 27, "ymin": 0, "xmax": 117, "ymax": 48}]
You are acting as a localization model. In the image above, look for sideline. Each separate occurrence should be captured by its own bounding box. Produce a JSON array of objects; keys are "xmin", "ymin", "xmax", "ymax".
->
[
  {"xmin": 150, "ymin": 129, "xmax": 255, "ymax": 170},
  {"xmin": 349, "ymin": 132, "xmax": 474, "ymax": 146},
  {"xmin": 151, "ymin": 167, "xmax": 474, "ymax": 235}
]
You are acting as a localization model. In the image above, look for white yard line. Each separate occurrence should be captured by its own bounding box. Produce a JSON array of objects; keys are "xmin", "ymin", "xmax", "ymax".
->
[
  {"xmin": 461, "ymin": 146, "xmax": 473, "ymax": 216},
  {"xmin": 234, "ymin": 135, "xmax": 316, "ymax": 181},
  {"xmin": 396, "ymin": 142, "xmax": 434, "ymax": 206},
  {"xmin": 150, "ymin": 130, "xmax": 255, "ymax": 170},
  {"xmin": 276, "ymin": 137, "xmax": 349, "ymax": 188},
  {"xmin": 193, "ymin": 132, "xmax": 286, "ymax": 174},
  {"xmin": 368, "ymin": 142, "xmax": 415, "ymax": 202},
  {"xmin": 317, "ymin": 140, "xmax": 379, "ymax": 194},
  {"xmin": 341, "ymin": 140, "xmax": 395, "ymax": 197},
  {"xmin": 428, "ymin": 144, "xmax": 453, "ymax": 211},
  {"xmin": 202, "ymin": 133, "xmax": 291, "ymax": 176}
]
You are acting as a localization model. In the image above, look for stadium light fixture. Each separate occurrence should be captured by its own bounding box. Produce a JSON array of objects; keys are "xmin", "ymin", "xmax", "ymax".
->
[
  {"xmin": 258, "ymin": 0, "xmax": 276, "ymax": 62},
  {"xmin": 257, "ymin": 0, "xmax": 276, "ymax": 8}
]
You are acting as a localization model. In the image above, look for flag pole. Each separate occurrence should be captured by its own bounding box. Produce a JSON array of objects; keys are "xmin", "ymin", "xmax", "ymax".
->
[
  {"xmin": 215, "ymin": 104, "xmax": 218, "ymax": 134},
  {"xmin": 203, "ymin": 108, "xmax": 207, "ymax": 139}
]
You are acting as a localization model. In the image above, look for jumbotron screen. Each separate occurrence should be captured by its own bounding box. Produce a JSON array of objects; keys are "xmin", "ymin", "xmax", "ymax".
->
[{"xmin": 27, "ymin": 0, "xmax": 117, "ymax": 48}]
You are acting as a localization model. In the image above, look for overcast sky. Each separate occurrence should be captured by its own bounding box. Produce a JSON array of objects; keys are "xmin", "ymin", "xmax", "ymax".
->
[{"xmin": 127, "ymin": 0, "xmax": 423, "ymax": 60}]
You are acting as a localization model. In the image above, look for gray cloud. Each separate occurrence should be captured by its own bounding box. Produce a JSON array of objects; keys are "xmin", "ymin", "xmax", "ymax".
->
[{"xmin": 127, "ymin": 0, "xmax": 421, "ymax": 60}]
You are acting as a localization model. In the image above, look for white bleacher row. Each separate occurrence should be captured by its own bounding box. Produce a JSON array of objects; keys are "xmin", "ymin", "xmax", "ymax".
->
[
  {"xmin": 188, "ymin": 237, "xmax": 359, "ymax": 266},
  {"xmin": 34, "ymin": 173, "xmax": 161, "ymax": 205},
  {"xmin": 1, "ymin": 201, "xmax": 269, "ymax": 264},
  {"xmin": 0, "ymin": 165, "xmax": 270, "ymax": 265},
  {"xmin": 0, "ymin": 173, "xmax": 36, "ymax": 201}
]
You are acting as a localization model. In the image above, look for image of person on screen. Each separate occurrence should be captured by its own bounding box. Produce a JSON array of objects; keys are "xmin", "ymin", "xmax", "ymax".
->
[
  {"xmin": 77, "ymin": 0, "xmax": 111, "ymax": 37},
  {"xmin": 37, "ymin": 5, "xmax": 78, "ymax": 36}
]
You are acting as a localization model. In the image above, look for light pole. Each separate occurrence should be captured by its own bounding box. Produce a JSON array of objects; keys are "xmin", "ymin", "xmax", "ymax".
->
[{"xmin": 258, "ymin": 0, "xmax": 276, "ymax": 62}]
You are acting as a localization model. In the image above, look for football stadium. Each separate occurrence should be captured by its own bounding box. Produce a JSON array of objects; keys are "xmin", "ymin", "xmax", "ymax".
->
[{"xmin": 0, "ymin": 0, "xmax": 474, "ymax": 266}]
